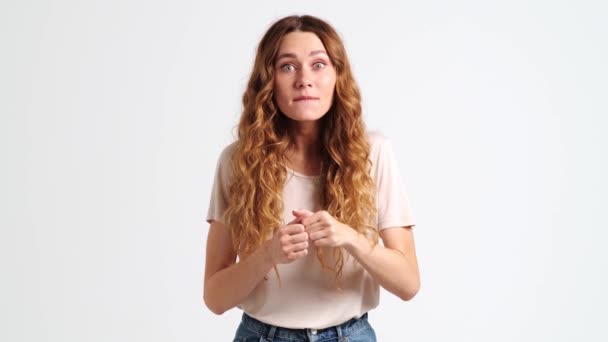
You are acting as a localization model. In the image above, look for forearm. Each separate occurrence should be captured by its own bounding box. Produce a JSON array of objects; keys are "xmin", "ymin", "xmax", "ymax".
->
[
  {"xmin": 344, "ymin": 233, "xmax": 420, "ymax": 300},
  {"xmin": 204, "ymin": 241, "xmax": 274, "ymax": 314}
]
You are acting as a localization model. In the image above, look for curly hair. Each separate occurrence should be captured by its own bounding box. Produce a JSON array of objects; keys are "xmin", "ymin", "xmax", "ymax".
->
[{"xmin": 223, "ymin": 15, "xmax": 378, "ymax": 285}]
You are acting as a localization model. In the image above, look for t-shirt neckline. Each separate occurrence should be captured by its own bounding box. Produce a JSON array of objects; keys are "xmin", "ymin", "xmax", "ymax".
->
[{"xmin": 285, "ymin": 166, "xmax": 321, "ymax": 180}]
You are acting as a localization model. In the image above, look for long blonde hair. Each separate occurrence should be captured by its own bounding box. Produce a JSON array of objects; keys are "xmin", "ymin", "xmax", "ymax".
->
[{"xmin": 224, "ymin": 15, "xmax": 377, "ymax": 283}]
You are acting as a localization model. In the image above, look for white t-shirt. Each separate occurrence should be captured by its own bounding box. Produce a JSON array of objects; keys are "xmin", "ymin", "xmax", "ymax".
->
[{"xmin": 206, "ymin": 131, "xmax": 415, "ymax": 329}]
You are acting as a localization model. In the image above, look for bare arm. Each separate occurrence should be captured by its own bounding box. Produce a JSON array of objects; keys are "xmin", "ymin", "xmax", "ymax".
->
[
  {"xmin": 344, "ymin": 226, "xmax": 420, "ymax": 300},
  {"xmin": 296, "ymin": 209, "xmax": 420, "ymax": 301},
  {"xmin": 203, "ymin": 219, "xmax": 309, "ymax": 315},
  {"xmin": 203, "ymin": 220, "xmax": 272, "ymax": 314}
]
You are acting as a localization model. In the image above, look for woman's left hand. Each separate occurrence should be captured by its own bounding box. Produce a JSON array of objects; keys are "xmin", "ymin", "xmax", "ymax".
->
[{"xmin": 292, "ymin": 209, "xmax": 357, "ymax": 248}]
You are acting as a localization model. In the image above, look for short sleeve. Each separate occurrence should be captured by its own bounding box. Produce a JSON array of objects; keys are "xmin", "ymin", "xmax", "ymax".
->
[
  {"xmin": 205, "ymin": 144, "xmax": 235, "ymax": 225},
  {"xmin": 370, "ymin": 133, "xmax": 416, "ymax": 230}
]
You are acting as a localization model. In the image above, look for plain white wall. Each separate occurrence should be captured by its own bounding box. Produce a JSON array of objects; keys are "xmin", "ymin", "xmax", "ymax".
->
[{"xmin": 1, "ymin": 0, "xmax": 607, "ymax": 341}]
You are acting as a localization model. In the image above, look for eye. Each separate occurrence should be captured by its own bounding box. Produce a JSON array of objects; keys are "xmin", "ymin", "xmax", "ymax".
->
[
  {"xmin": 281, "ymin": 64, "xmax": 296, "ymax": 72},
  {"xmin": 313, "ymin": 62, "xmax": 326, "ymax": 70}
]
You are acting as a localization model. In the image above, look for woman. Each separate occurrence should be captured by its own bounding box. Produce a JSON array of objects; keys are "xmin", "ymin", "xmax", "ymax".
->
[{"xmin": 204, "ymin": 15, "xmax": 419, "ymax": 342}]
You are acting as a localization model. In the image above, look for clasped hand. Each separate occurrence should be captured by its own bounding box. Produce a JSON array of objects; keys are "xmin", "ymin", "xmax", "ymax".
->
[{"xmin": 267, "ymin": 209, "xmax": 357, "ymax": 265}]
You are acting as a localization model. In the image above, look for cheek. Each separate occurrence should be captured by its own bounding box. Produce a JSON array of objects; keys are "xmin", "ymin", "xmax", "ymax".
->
[
  {"xmin": 273, "ymin": 79, "xmax": 290, "ymax": 103},
  {"xmin": 319, "ymin": 73, "xmax": 337, "ymax": 92}
]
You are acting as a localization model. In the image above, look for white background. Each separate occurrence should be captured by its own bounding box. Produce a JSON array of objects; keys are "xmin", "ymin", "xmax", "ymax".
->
[{"xmin": 1, "ymin": 0, "xmax": 607, "ymax": 341}]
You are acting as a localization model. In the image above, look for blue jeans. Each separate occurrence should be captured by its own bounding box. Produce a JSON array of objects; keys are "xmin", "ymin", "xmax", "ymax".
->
[{"xmin": 232, "ymin": 312, "xmax": 377, "ymax": 342}]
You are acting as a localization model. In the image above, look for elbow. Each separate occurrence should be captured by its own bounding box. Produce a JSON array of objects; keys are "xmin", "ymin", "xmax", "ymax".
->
[
  {"xmin": 398, "ymin": 288, "xmax": 419, "ymax": 301},
  {"xmin": 205, "ymin": 302, "xmax": 226, "ymax": 316},
  {"xmin": 398, "ymin": 280, "xmax": 420, "ymax": 301},
  {"xmin": 203, "ymin": 290, "xmax": 227, "ymax": 315}
]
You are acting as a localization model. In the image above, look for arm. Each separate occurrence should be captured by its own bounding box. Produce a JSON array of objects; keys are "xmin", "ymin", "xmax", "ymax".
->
[
  {"xmin": 344, "ymin": 226, "xmax": 420, "ymax": 301},
  {"xmin": 296, "ymin": 209, "xmax": 420, "ymax": 301},
  {"xmin": 203, "ymin": 219, "xmax": 310, "ymax": 315},
  {"xmin": 203, "ymin": 220, "xmax": 274, "ymax": 315}
]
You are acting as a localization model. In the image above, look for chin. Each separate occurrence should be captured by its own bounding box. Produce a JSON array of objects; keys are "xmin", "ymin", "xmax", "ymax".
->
[{"xmin": 281, "ymin": 110, "xmax": 329, "ymax": 122}]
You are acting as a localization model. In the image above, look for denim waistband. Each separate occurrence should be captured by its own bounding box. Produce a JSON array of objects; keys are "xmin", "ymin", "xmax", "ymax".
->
[{"xmin": 240, "ymin": 312, "xmax": 369, "ymax": 341}]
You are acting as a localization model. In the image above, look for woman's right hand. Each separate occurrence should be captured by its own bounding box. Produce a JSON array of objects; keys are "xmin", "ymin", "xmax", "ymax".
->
[{"xmin": 266, "ymin": 219, "xmax": 310, "ymax": 264}]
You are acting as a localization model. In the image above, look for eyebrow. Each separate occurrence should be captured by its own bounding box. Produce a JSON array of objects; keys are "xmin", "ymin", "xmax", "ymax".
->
[{"xmin": 275, "ymin": 50, "xmax": 328, "ymax": 61}]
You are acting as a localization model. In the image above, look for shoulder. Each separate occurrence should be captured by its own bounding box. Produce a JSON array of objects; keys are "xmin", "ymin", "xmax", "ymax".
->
[
  {"xmin": 213, "ymin": 141, "xmax": 238, "ymax": 168},
  {"xmin": 366, "ymin": 130, "xmax": 393, "ymax": 157},
  {"xmin": 366, "ymin": 130, "xmax": 401, "ymax": 180},
  {"xmin": 212, "ymin": 141, "xmax": 238, "ymax": 181},
  {"xmin": 217, "ymin": 141, "xmax": 238, "ymax": 161}
]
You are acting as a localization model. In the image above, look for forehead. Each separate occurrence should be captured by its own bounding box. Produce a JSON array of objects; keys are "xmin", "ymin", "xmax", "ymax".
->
[{"xmin": 276, "ymin": 31, "xmax": 326, "ymax": 55}]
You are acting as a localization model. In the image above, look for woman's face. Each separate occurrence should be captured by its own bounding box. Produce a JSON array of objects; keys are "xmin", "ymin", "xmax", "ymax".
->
[{"xmin": 273, "ymin": 31, "xmax": 337, "ymax": 122}]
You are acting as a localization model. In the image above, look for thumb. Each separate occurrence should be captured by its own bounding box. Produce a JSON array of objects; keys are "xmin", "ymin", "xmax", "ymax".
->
[{"xmin": 292, "ymin": 209, "xmax": 314, "ymax": 217}]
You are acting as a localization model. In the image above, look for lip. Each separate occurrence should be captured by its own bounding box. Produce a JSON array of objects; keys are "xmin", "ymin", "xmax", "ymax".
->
[{"xmin": 293, "ymin": 96, "xmax": 320, "ymax": 101}]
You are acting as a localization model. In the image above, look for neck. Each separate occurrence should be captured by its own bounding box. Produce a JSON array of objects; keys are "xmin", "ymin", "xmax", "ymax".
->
[{"xmin": 286, "ymin": 119, "xmax": 322, "ymax": 157}]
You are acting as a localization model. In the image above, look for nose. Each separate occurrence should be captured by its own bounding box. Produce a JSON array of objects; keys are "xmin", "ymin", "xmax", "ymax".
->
[{"xmin": 295, "ymin": 69, "xmax": 312, "ymax": 88}]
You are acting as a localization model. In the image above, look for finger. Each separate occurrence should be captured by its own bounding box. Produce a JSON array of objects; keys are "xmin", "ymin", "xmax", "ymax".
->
[
  {"xmin": 281, "ymin": 224, "xmax": 305, "ymax": 235},
  {"xmin": 305, "ymin": 221, "xmax": 325, "ymax": 234},
  {"xmin": 294, "ymin": 208, "xmax": 314, "ymax": 215},
  {"xmin": 280, "ymin": 232, "xmax": 308, "ymax": 248},
  {"xmin": 292, "ymin": 209, "xmax": 314, "ymax": 217},
  {"xmin": 287, "ymin": 216, "xmax": 301, "ymax": 224},
  {"xmin": 289, "ymin": 232, "xmax": 309, "ymax": 244},
  {"xmin": 286, "ymin": 241, "xmax": 309, "ymax": 253},
  {"xmin": 289, "ymin": 209, "xmax": 313, "ymax": 224},
  {"xmin": 309, "ymin": 229, "xmax": 329, "ymax": 242},
  {"xmin": 302, "ymin": 212, "xmax": 322, "ymax": 226},
  {"xmin": 287, "ymin": 248, "xmax": 308, "ymax": 260}
]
